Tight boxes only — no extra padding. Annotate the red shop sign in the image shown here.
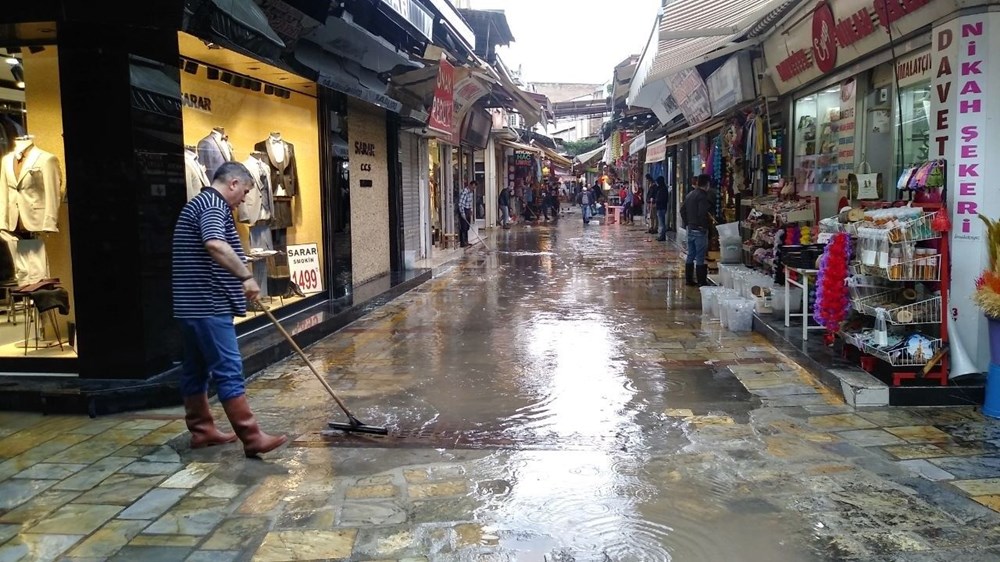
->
[811,1,837,74]
[775,0,933,82]
[427,56,455,136]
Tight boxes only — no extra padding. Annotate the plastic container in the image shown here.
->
[770,286,803,316]
[720,237,742,264]
[727,299,755,332]
[700,286,722,316]
[716,222,740,239]
[719,297,744,327]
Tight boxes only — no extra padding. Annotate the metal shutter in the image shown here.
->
[400,133,420,254]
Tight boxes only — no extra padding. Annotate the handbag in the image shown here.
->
[849,161,882,200]
[897,166,917,191]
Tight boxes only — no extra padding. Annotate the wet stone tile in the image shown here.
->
[52,457,133,492]
[275,507,336,530]
[185,551,241,562]
[808,414,879,432]
[143,497,229,535]
[407,480,468,499]
[73,474,165,505]
[346,484,398,499]
[0,523,17,544]
[339,500,408,526]
[929,455,1000,479]
[0,533,82,562]
[12,463,88,480]
[972,495,1000,511]
[352,528,418,559]
[253,529,357,561]
[885,425,953,443]
[119,461,185,476]
[160,462,217,489]
[897,459,955,481]
[882,444,950,460]
[950,478,1000,496]
[0,477,56,510]
[65,519,149,558]
[130,534,201,547]
[108,545,193,562]
[190,477,243,500]
[140,447,182,464]
[201,516,270,550]
[26,503,121,534]
[837,429,908,447]
[118,488,189,520]
[0,489,80,525]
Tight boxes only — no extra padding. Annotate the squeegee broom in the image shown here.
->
[257,303,389,435]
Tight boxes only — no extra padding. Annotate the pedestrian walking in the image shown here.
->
[458,180,475,247]
[172,162,287,458]
[580,187,593,224]
[680,174,714,287]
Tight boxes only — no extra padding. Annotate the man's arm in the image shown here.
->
[205,239,260,301]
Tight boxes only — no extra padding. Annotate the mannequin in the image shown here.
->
[253,132,298,201]
[240,151,275,298]
[197,126,235,180]
[184,145,210,201]
[0,135,61,285]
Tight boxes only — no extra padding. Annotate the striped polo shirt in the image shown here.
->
[172,189,247,318]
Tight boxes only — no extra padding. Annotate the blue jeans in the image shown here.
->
[582,203,592,223]
[657,208,668,238]
[686,229,709,266]
[178,315,245,401]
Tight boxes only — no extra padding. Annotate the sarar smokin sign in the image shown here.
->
[775,0,934,82]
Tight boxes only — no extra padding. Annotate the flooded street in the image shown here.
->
[2,213,1000,561]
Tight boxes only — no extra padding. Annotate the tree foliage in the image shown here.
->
[561,138,601,157]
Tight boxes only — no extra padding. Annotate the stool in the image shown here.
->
[20,287,69,354]
[442,233,459,249]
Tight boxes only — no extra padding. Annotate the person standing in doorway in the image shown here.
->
[680,174,714,286]
[645,174,658,234]
[458,180,475,247]
[655,176,670,241]
[498,183,512,229]
[172,162,287,458]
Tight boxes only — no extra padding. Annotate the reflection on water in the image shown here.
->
[297,222,825,560]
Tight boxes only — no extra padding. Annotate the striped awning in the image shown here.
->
[628,0,792,109]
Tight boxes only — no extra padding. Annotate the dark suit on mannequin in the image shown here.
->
[253,137,298,198]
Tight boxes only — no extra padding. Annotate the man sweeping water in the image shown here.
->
[172,162,287,458]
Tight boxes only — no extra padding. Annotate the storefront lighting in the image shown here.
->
[4,57,17,65]
[10,64,24,89]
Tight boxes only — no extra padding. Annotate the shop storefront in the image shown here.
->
[0,3,421,412]
[740,0,998,404]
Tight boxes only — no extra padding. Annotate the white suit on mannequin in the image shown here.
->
[0,139,63,233]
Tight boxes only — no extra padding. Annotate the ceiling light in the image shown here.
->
[4,57,17,65]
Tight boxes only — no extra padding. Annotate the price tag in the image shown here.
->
[286,243,323,295]
[816,233,834,244]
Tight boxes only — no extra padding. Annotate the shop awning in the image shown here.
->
[535,144,573,169]
[645,136,666,162]
[628,131,647,156]
[627,0,789,108]
[664,116,728,147]
[295,40,403,113]
[184,0,286,62]
[499,140,542,155]
[574,143,606,167]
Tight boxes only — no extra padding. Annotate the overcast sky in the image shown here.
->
[468,0,661,85]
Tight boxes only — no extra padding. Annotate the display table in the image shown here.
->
[785,266,824,341]
[606,205,622,225]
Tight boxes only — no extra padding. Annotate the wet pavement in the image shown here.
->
[3,210,1000,561]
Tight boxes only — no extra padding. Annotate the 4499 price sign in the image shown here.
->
[287,243,323,295]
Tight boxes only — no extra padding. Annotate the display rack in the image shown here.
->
[839,199,950,386]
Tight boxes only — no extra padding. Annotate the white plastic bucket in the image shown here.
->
[716,222,740,239]
[727,299,755,332]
